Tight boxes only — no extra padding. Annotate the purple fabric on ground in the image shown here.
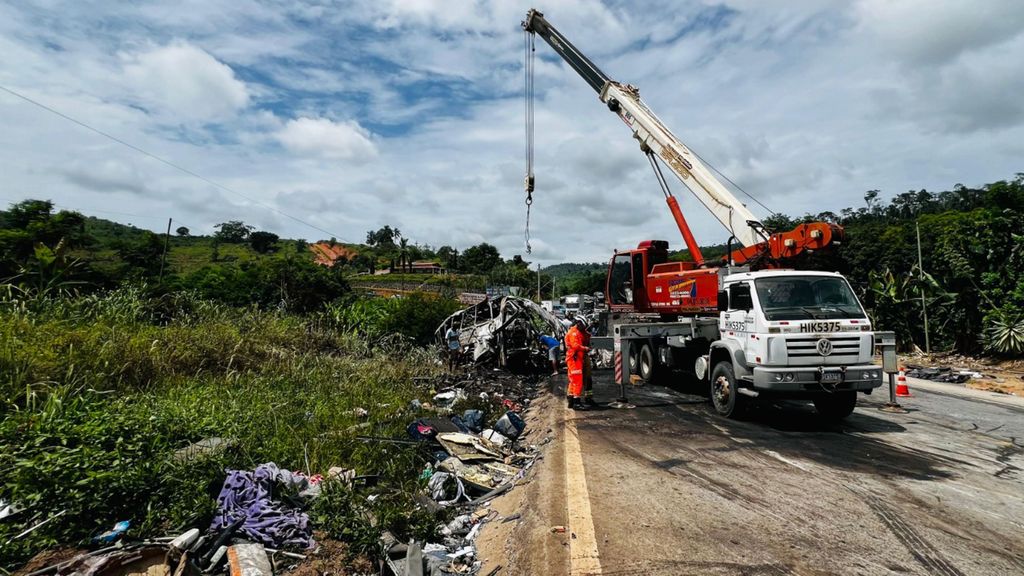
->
[209,462,315,549]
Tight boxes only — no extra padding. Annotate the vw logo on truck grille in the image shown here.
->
[816,338,833,356]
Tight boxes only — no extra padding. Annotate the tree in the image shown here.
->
[249,231,279,254]
[762,213,796,232]
[118,231,164,277]
[0,200,87,278]
[488,262,535,290]
[349,253,376,274]
[562,270,606,296]
[177,256,351,313]
[1,199,86,248]
[214,221,254,243]
[398,236,410,272]
[366,225,399,248]
[176,226,190,237]
[4,199,54,229]
[437,245,458,270]
[460,243,501,274]
[510,254,529,269]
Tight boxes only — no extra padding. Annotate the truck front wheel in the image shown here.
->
[813,391,857,420]
[710,362,747,419]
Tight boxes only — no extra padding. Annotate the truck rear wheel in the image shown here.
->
[813,392,857,420]
[710,362,747,419]
[638,344,658,383]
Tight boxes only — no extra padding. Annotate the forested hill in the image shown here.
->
[543,175,1024,356]
[799,175,1024,355]
[2,174,1022,355]
[0,201,549,309]
[541,262,605,278]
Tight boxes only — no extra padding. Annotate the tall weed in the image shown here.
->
[0,289,448,570]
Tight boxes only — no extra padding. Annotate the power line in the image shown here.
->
[0,84,350,242]
[688,146,777,217]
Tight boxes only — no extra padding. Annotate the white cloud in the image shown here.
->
[853,0,1024,66]
[1,0,1023,266]
[63,158,150,196]
[122,41,250,122]
[275,117,378,161]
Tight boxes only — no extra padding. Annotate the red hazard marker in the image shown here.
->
[895,366,911,397]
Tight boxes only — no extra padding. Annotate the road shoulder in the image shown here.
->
[905,376,1024,409]
[476,389,570,576]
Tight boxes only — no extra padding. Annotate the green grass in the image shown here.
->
[349,273,487,291]
[167,239,311,274]
[0,288,452,570]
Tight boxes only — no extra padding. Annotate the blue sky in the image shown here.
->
[1,0,1023,264]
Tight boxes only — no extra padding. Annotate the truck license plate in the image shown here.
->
[821,371,843,382]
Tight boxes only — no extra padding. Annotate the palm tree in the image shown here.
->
[398,237,410,273]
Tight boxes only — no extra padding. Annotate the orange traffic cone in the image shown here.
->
[895,366,911,397]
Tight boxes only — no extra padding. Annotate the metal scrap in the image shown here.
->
[435,433,503,462]
[905,365,973,384]
[435,296,566,370]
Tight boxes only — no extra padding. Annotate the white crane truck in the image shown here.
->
[522,9,883,419]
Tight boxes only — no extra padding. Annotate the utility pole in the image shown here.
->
[916,220,930,353]
[536,263,541,301]
[158,217,172,283]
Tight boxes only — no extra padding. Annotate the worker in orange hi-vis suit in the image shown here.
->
[564,317,589,410]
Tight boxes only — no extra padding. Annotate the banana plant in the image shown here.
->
[4,239,86,299]
[867,266,957,351]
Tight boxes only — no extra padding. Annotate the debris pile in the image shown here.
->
[12,366,548,576]
[905,365,980,384]
[381,370,544,575]
[435,296,566,371]
[11,464,320,576]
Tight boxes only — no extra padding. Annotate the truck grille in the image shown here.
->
[786,336,861,358]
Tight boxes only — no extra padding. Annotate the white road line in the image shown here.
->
[564,411,603,575]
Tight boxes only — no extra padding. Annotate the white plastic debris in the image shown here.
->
[433,390,467,406]
[480,429,510,447]
[441,514,473,536]
[447,546,475,560]
[0,499,23,520]
[170,528,200,552]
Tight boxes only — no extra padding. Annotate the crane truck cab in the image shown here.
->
[709,270,883,419]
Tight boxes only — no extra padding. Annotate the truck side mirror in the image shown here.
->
[717,290,728,312]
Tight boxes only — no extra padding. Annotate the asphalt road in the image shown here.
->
[565,371,1024,575]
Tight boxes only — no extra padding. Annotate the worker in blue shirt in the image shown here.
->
[539,334,560,375]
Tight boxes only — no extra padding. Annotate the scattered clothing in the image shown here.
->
[210,463,315,550]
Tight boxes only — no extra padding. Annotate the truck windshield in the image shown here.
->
[754,276,866,321]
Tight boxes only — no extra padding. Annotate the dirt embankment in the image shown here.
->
[901,352,1024,396]
[476,389,569,576]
